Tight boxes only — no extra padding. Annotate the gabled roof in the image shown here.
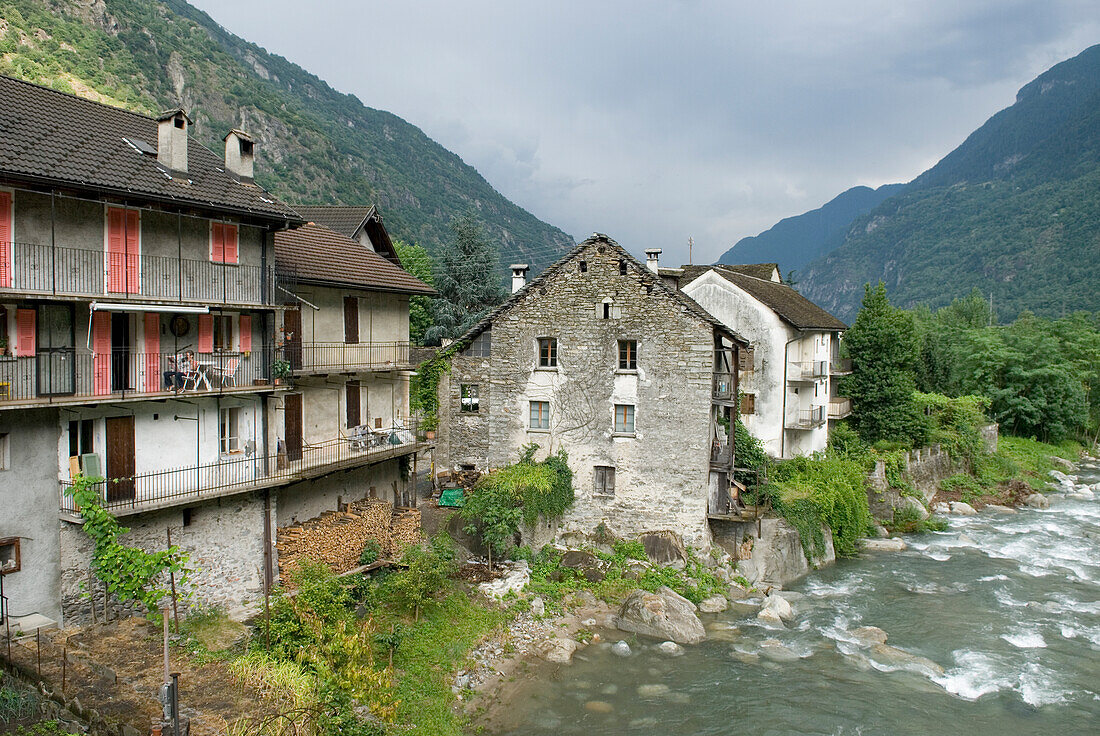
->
[0,75,300,223]
[453,234,748,349]
[292,205,401,265]
[682,265,847,331]
[274,222,435,296]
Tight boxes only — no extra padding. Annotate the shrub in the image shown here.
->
[768,455,874,558]
[358,539,382,566]
[383,534,457,621]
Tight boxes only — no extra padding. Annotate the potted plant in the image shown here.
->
[272,359,292,385]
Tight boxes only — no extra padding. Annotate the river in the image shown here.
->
[496,462,1100,735]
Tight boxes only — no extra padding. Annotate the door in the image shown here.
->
[105,415,136,502]
[36,303,75,396]
[111,313,130,392]
[346,380,360,428]
[283,307,302,370]
[343,296,359,344]
[284,392,303,462]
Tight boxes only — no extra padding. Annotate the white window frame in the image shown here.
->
[219,407,241,455]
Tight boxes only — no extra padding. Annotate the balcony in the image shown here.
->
[788,360,828,382]
[0,242,275,307]
[59,419,426,517]
[786,405,825,429]
[283,341,412,374]
[828,397,852,420]
[830,358,852,375]
[0,348,278,409]
[712,371,734,401]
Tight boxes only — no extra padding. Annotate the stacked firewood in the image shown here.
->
[437,469,482,491]
[389,507,422,557]
[276,498,396,578]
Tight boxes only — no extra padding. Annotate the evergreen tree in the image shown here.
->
[843,282,926,445]
[423,215,507,346]
[394,240,434,345]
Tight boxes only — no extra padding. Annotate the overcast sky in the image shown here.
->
[189,0,1100,265]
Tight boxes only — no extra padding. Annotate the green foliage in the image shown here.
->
[885,506,948,534]
[940,473,984,502]
[843,283,926,446]
[358,539,382,567]
[423,215,508,345]
[409,354,450,432]
[767,455,874,558]
[394,240,435,345]
[63,474,190,618]
[10,723,82,736]
[382,534,457,621]
[733,411,768,472]
[915,392,991,467]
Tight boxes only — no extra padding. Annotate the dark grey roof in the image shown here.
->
[452,234,749,350]
[682,265,847,331]
[292,204,401,265]
[0,75,300,222]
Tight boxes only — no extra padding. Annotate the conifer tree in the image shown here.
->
[423,215,506,345]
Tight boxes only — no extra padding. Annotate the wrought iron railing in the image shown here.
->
[0,348,276,405]
[59,419,424,514]
[786,405,826,429]
[284,341,411,373]
[788,360,828,381]
[830,358,852,375]
[0,241,275,306]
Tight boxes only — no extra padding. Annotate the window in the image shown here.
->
[529,400,550,430]
[346,380,361,427]
[740,393,756,415]
[614,404,635,434]
[210,222,239,264]
[220,407,240,454]
[594,466,615,496]
[213,315,234,351]
[619,259,627,275]
[465,330,491,357]
[68,419,94,460]
[618,340,637,370]
[538,337,558,368]
[0,432,8,470]
[460,384,480,412]
[603,302,611,319]
[579,260,588,273]
[0,537,19,574]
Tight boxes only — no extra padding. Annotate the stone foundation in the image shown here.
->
[711,517,834,587]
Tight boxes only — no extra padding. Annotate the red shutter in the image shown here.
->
[0,190,12,288]
[238,314,252,352]
[106,207,125,293]
[15,308,35,356]
[211,222,224,263]
[144,312,160,393]
[124,209,140,293]
[197,313,214,353]
[92,312,111,395]
[223,224,238,264]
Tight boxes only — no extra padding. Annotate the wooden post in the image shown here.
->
[35,627,41,676]
[166,528,180,634]
[62,643,67,692]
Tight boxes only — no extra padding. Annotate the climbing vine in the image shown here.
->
[65,474,191,617]
[410,354,451,431]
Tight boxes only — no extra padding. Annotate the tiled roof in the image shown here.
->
[292,205,377,238]
[275,222,435,295]
[0,75,300,222]
[719,263,780,281]
[682,265,847,331]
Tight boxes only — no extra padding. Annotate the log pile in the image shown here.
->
[437,469,482,491]
[389,508,422,557]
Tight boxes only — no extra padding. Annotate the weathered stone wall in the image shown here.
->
[867,442,961,520]
[711,517,835,587]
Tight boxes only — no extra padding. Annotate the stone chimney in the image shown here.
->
[511,264,530,293]
[223,129,256,182]
[645,248,662,273]
[156,108,192,174]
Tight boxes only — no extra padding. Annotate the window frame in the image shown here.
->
[460,384,480,413]
[219,407,241,455]
[0,432,9,471]
[613,404,635,435]
[0,536,20,575]
[594,466,616,496]
[529,400,550,431]
[213,314,235,352]
[618,339,638,370]
[537,337,558,368]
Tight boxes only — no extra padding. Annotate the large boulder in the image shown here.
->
[614,589,706,644]
[948,501,977,516]
[640,531,689,568]
[1025,494,1050,509]
[698,595,729,614]
[537,637,578,664]
[899,496,929,520]
[863,537,907,552]
[560,550,606,582]
[760,594,794,621]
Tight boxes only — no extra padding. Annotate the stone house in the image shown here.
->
[434,234,749,547]
[668,261,849,458]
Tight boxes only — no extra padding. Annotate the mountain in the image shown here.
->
[797,44,1100,321]
[0,0,574,276]
[717,183,905,274]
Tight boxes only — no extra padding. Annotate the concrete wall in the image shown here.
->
[290,286,409,346]
[0,408,62,622]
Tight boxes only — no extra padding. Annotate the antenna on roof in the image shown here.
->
[688,236,694,266]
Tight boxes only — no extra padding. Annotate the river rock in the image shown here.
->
[640,531,689,568]
[698,595,729,613]
[1025,494,1050,509]
[537,637,579,664]
[900,496,930,520]
[657,641,685,656]
[1049,457,1076,472]
[873,524,890,538]
[761,594,794,621]
[614,589,706,644]
[756,607,785,626]
[931,502,950,515]
[706,622,742,642]
[869,643,945,676]
[758,639,800,662]
[948,501,977,516]
[727,584,751,601]
[850,626,888,646]
[478,561,530,599]
[584,700,614,714]
[657,585,698,612]
[986,504,1017,514]
[611,640,632,657]
[560,550,607,582]
[1069,487,1095,500]
[530,596,545,616]
[863,537,907,552]
[637,683,670,697]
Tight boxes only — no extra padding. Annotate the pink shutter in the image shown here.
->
[92,312,111,395]
[238,314,252,352]
[106,207,125,293]
[124,209,140,293]
[198,313,214,353]
[211,222,224,263]
[0,191,12,288]
[223,224,238,264]
[15,308,35,357]
[144,312,160,393]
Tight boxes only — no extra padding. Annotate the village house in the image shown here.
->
[434,234,749,547]
[663,260,849,458]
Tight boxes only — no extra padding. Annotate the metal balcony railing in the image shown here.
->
[828,397,852,419]
[786,405,826,429]
[830,358,853,375]
[59,419,424,514]
[0,242,275,306]
[283,341,412,373]
[0,348,277,406]
[788,360,828,382]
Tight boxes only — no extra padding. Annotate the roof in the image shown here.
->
[682,265,847,331]
[292,204,401,265]
[453,234,749,349]
[274,222,435,296]
[0,75,300,222]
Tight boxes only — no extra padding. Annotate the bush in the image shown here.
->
[358,539,382,566]
[768,455,874,558]
[885,506,948,534]
[383,534,457,621]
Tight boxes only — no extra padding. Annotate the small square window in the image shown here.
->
[614,404,635,434]
[220,407,240,454]
[618,340,637,370]
[529,400,550,430]
[538,338,558,368]
[0,537,20,574]
[0,432,10,470]
[594,466,615,496]
[619,260,628,275]
[460,384,480,412]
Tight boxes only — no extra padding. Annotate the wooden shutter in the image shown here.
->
[197,313,214,353]
[343,296,359,344]
[92,311,111,395]
[15,308,35,356]
[238,314,252,352]
[284,392,303,462]
[106,207,125,293]
[346,380,360,428]
[211,222,224,262]
[740,393,756,415]
[223,224,238,264]
[143,313,160,393]
[0,190,11,288]
[124,209,140,293]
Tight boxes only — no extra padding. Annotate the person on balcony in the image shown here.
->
[164,350,195,393]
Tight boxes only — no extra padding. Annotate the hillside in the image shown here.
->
[717,183,905,274]
[796,44,1100,321]
[0,0,574,275]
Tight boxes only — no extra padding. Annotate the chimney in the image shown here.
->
[511,264,529,293]
[223,129,256,182]
[156,108,192,174]
[645,248,662,273]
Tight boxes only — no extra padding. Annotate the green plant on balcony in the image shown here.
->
[272,359,292,379]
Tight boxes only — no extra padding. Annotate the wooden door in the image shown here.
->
[283,307,302,370]
[105,415,136,502]
[343,296,359,344]
[284,392,303,462]
[346,380,360,428]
